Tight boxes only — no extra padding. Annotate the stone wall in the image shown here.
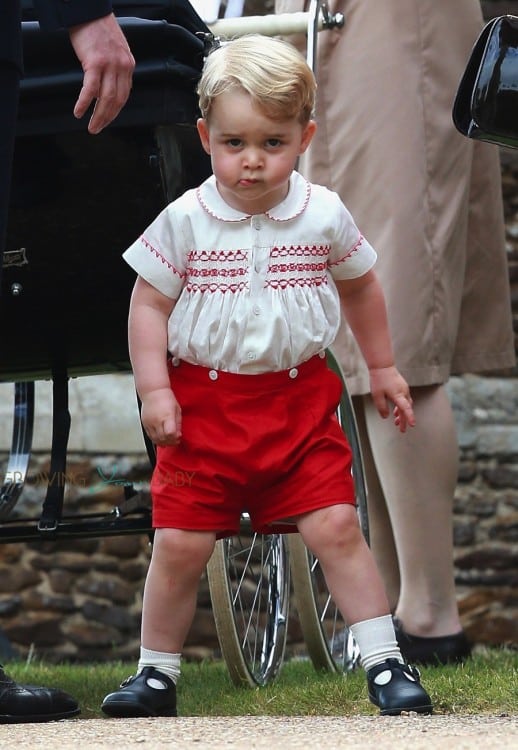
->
[444,0,518,650]
[0,0,517,664]
[1,362,517,663]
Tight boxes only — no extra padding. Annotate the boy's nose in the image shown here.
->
[244,148,263,168]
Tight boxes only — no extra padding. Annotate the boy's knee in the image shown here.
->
[298,504,361,552]
[154,528,215,569]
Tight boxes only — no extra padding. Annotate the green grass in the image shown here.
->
[6,648,517,719]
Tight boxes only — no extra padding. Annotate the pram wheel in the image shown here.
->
[207,519,290,687]
[288,350,368,673]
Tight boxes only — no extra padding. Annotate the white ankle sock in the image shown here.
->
[350,615,404,672]
[137,647,181,685]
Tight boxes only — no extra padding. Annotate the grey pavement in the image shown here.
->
[1,714,517,749]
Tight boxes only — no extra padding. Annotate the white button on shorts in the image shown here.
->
[289,368,298,379]
[209,370,218,381]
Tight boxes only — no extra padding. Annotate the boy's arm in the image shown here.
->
[335,270,415,432]
[128,276,182,446]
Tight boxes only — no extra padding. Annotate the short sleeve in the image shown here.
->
[326,193,377,280]
[122,204,188,300]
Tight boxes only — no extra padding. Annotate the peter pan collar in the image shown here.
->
[196,171,311,222]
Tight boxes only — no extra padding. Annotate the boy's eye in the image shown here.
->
[227,138,242,148]
[266,138,282,148]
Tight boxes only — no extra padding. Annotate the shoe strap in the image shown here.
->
[121,666,175,690]
[368,659,421,681]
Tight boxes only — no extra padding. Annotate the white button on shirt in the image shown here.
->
[123,171,377,374]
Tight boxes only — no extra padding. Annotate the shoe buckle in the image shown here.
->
[119,674,136,688]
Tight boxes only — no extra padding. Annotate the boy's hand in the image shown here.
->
[369,366,415,433]
[140,388,182,446]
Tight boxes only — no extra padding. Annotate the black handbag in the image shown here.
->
[452,14,518,149]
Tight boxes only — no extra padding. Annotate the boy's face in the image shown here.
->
[197,88,316,215]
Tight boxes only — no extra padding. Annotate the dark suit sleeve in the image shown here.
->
[32,0,113,30]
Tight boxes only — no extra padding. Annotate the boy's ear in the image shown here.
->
[197,118,211,154]
[300,120,317,154]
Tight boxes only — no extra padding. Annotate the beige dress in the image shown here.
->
[276,0,516,394]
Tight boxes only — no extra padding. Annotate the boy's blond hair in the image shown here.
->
[197,34,316,124]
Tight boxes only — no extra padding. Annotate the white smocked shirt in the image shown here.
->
[123,171,377,374]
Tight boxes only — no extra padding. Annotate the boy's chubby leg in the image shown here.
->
[296,504,389,624]
[295,505,433,715]
[102,529,216,718]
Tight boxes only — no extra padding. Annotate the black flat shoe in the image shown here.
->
[101,667,177,718]
[0,666,80,724]
[393,618,472,666]
[367,658,433,716]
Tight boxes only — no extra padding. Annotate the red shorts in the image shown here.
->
[151,354,355,537]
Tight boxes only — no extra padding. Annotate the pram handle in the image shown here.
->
[208,12,322,37]
[207,3,344,73]
[209,9,345,36]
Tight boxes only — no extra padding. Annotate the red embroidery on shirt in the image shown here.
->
[186,249,249,289]
[196,178,312,222]
[271,245,329,258]
[181,243,332,293]
[268,262,327,274]
[140,237,185,278]
[265,245,329,288]
[329,234,365,267]
[189,267,248,279]
[186,281,248,293]
[266,278,328,289]
[265,179,311,221]
[188,249,248,263]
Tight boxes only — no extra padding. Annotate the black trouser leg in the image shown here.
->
[0,63,21,284]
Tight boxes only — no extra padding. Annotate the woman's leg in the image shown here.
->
[360,384,462,636]
[352,399,401,610]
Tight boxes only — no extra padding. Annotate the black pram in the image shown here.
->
[0,1,212,539]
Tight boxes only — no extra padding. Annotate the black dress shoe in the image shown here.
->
[0,666,80,724]
[367,658,433,716]
[393,618,472,666]
[101,667,177,718]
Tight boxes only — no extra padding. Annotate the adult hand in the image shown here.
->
[68,13,135,134]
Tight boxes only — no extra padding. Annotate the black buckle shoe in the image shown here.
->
[101,667,177,718]
[367,658,433,716]
[0,666,80,724]
[393,617,472,666]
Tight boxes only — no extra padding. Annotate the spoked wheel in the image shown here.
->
[288,348,368,673]
[207,516,290,687]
